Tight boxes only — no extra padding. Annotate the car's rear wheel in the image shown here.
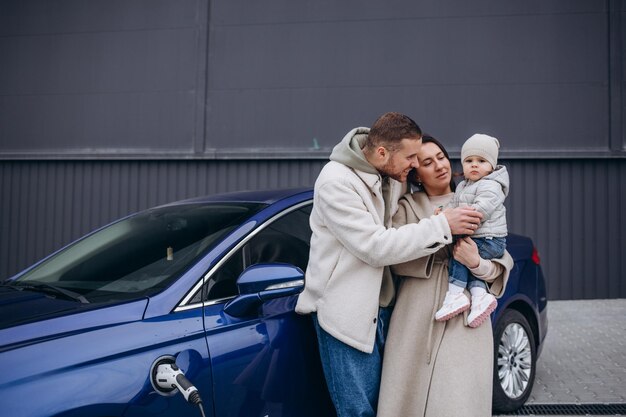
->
[492,309,536,413]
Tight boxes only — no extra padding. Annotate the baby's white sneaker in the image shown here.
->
[467,293,498,328]
[435,292,470,322]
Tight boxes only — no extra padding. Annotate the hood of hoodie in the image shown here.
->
[329,127,379,175]
[484,165,510,197]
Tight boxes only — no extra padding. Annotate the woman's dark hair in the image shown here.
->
[409,134,458,192]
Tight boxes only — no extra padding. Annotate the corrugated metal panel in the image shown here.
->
[506,159,626,300]
[1,159,624,300]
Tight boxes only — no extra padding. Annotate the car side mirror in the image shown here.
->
[223,263,304,317]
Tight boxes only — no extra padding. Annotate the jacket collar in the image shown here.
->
[353,169,384,191]
[404,191,434,220]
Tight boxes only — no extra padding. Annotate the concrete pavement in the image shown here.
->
[495,299,626,416]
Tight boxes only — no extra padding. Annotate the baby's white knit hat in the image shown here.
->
[461,133,500,169]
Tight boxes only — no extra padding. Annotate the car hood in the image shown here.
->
[0,286,86,328]
[0,286,148,350]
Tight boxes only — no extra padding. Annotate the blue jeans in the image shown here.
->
[312,306,391,417]
[449,237,506,290]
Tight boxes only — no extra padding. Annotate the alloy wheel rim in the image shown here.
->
[497,322,532,399]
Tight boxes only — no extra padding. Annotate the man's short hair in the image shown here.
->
[366,112,422,151]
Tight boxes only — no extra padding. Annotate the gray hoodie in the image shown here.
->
[329,127,378,174]
[329,127,395,225]
[449,165,509,238]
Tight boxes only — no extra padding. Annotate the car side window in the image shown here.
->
[202,204,312,302]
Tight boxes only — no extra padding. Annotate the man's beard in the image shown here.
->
[379,160,407,182]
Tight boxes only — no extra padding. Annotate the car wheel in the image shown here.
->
[492,309,536,413]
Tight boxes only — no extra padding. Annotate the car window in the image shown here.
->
[14,203,266,304]
[201,204,312,302]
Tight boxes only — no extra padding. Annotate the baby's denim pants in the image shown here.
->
[449,236,507,289]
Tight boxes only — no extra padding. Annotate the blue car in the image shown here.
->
[0,188,547,416]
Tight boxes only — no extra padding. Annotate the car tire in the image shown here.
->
[492,308,537,413]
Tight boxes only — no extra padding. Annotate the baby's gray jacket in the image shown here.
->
[450,165,509,238]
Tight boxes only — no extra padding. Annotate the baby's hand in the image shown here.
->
[434,206,443,215]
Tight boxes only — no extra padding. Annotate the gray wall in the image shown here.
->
[0,0,625,299]
[0,0,208,157]
[1,0,621,159]
[206,0,616,157]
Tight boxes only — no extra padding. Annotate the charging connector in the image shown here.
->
[150,356,206,416]
[155,362,202,404]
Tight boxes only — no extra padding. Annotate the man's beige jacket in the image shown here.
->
[295,127,453,353]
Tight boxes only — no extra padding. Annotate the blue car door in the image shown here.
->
[201,204,334,417]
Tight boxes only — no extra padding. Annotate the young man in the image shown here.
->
[295,112,483,416]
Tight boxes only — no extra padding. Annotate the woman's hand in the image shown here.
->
[453,237,481,269]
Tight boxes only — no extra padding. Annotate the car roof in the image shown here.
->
[166,187,313,206]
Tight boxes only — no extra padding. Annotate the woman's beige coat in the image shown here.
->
[378,191,513,417]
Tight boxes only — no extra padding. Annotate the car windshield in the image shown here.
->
[11,202,266,303]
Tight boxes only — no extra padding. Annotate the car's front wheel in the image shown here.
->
[492,309,536,413]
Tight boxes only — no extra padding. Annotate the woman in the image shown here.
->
[377,135,513,417]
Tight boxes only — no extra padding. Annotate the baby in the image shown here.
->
[435,133,509,328]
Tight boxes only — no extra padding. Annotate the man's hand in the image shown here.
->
[442,207,483,236]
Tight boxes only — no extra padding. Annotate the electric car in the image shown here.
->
[0,188,547,416]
